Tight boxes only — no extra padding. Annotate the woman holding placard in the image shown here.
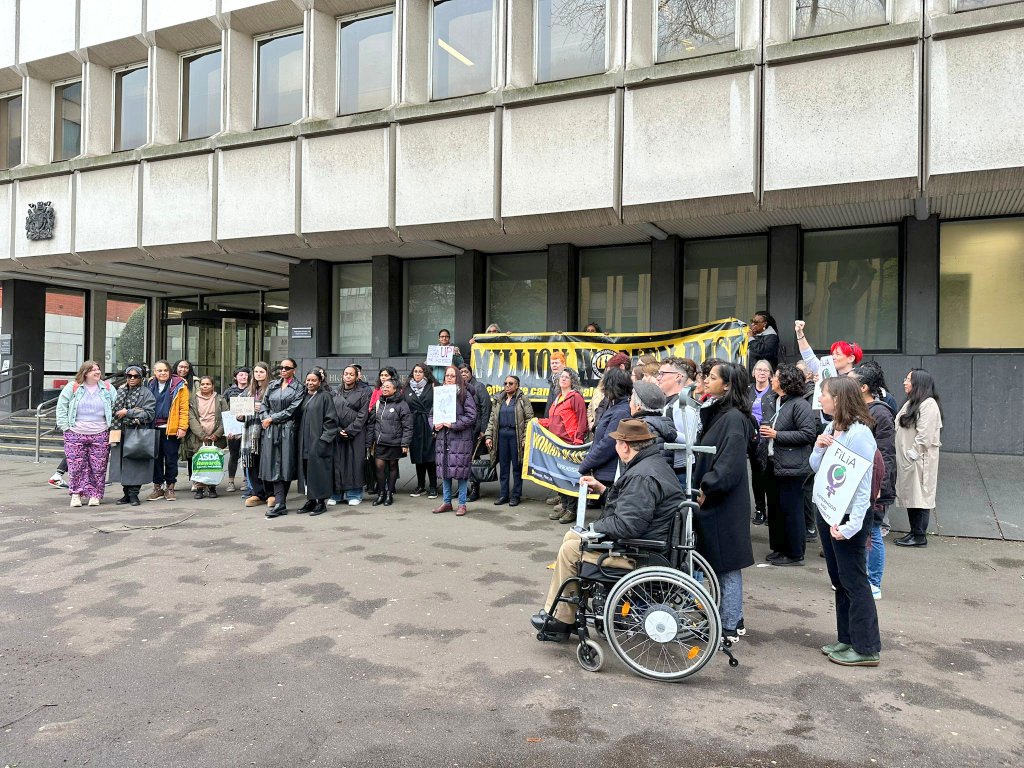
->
[429,365,477,516]
[811,376,881,667]
[894,369,943,548]
[222,367,250,493]
[241,363,271,508]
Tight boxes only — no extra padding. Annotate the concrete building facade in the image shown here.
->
[1,0,1023,536]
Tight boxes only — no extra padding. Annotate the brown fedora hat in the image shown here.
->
[608,418,656,442]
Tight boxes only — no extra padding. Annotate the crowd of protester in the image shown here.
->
[51,317,942,669]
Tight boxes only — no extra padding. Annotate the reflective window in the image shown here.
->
[794,0,889,38]
[1,94,21,169]
[657,0,736,61]
[339,12,394,114]
[256,31,304,129]
[954,0,1019,9]
[802,226,900,351]
[53,81,82,161]
[940,218,1024,349]
[263,290,290,365]
[404,258,456,353]
[114,66,148,151]
[683,236,767,328]
[487,253,548,332]
[432,0,494,100]
[536,0,607,83]
[182,49,222,140]
[333,263,373,354]
[106,295,148,373]
[579,246,651,332]
[45,289,87,387]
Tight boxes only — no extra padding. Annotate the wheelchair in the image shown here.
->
[535,501,738,681]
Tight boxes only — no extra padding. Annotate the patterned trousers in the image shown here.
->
[64,430,109,499]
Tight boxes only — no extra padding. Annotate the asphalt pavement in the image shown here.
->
[1,455,1022,768]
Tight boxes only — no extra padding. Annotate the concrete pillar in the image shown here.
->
[650,235,681,330]
[149,45,180,145]
[767,224,801,359]
[401,0,430,104]
[88,290,107,372]
[288,260,332,359]
[454,249,485,350]
[21,75,52,165]
[81,61,113,156]
[506,0,535,88]
[223,26,255,133]
[903,214,938,357]
[307,8,337,121]
[0,279,45,409]
[546,243,578,333]
[371,254,402,358]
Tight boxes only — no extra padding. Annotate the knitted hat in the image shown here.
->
[632,380,666,411]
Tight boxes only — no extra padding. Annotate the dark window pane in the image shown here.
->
[579,246,651,332]
[257,32,304,129]
[432,0,493,100]
[683,236,767,328]
[54,81,82,161]
[487,253,548,332]
[801,226,900,351]
[182,50,222,140]
[536,0,606,83]
[339,13,393,114]
[1,94,21,169]
[115,66,148,151]
[333,263,373,354]
[404,259,455,353]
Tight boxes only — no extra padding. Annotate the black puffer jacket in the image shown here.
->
[373,392,413,448]
[868,398,897,508]
[592,444,685,542]
[761,395,817,477]
[635,408,677,453]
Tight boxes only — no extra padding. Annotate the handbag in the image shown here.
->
[122,427,158,460]
[470,436,497,484]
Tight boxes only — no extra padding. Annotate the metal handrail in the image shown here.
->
[0,363,34,410]
[33,373,127,463]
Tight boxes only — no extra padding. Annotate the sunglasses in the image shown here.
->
[125,374,142,379]
[279,365,295,371]
[504,381,517,386]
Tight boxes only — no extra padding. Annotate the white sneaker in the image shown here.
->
[48,472,68,488]
[347,498,362,506]
[88,497,100,507]
[871,585,882,600]
[326,498,338,506]
[70,494,83,508]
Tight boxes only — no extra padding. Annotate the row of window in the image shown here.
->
[333,218,1024,355]
[3,0,1014,169]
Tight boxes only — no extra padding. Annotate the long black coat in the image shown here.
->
[466,377,491,455]
[404,383,436,464]
[332,382,371,493]
[259,377,305,482]
[693,401,755,574]
[297,389,339,499]
[108,384,157,487]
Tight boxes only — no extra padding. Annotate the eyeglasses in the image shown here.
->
[655,370,679,378]
[504,381,517,386]
[125,374,141,379]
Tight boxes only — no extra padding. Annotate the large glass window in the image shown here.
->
[44,289,87,388]
[333,263,373,354]
[536,0,607,83]
[940,218,1024,350]
[105,295,148,373]
[794,0,889,38]
[657,0,736,62]
[338,12,394,115]
[802,226,899,351]
[432,0,494,100]
[487,253,548,332]
[182,49,222,140]
[404,258,455,353]
[53,80,82,161]
[263,290,290,366]
[579,246,651,332]
[114,65,148,151]
[256,30,304,129]
[683,236,767,328]
[953,0,1018,9]
[1,93,21,169]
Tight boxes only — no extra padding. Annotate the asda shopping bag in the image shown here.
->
[191,445,226,486]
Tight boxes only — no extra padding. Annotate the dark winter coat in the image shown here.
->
[108,383,157,487]
[578,397,631,483]
[635,408,677,453]
[747,329,780,372]
[484,389,533,465]
[259,377,305,482]
[404,382,436,464]
[868,398,897,511]
[592,444,685,542]
[373,392,413,447]
[297,389,339,500]
[466,376,492,454]
[692,401,755,574]
[332,382,371,493]
[760,394,817,477]
[429,389,477,480]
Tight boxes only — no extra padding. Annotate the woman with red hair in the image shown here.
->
[794,320,863,378]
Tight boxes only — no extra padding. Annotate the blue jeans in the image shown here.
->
[866,524,885,589]
[344,489,364,501]
[442,478,468,505]
[718,570,743,632]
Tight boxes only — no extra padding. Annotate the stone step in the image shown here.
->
[0,442,65,458]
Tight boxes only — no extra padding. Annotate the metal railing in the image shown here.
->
[32,373,126,463]
[0,363,34,411]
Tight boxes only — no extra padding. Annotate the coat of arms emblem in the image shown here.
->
[26,201,56,241]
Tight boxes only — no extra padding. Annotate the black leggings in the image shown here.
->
[377,459,400,494]
[227,438,240,479]
[415,462,437,490]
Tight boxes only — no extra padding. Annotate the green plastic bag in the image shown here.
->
[191,445,226,486]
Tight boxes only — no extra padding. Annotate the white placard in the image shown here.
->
[426,345,455,367]
[230,396,255,416]
[812,440,873,527]
[222,413,244,437]
[433,385,457,424]
[811,355,836,411]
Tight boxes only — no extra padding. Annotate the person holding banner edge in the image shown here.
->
[811,376,881,667]
[539,368,588,520]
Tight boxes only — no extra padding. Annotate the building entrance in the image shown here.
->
[177,311,260,389]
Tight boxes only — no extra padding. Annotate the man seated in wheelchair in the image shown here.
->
[531,419,684,639]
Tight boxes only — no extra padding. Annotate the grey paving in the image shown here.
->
[1,456,1023,767]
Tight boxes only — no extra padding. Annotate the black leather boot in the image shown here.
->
[383,489,394,506]
[371,492,386,507]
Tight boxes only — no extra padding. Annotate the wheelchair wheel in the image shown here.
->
[686,551,720,607]
[603,567,721,682]
[576,639,604,672]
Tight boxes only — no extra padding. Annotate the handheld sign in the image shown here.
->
[230,396,255,417]
[222,414,244,437]
[812,441,873,526]
[433,385,457,424]
[426,345,455,367]
[812,355,836,411]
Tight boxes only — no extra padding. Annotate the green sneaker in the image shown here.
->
[828,647,880,667]
[821,641,852,656]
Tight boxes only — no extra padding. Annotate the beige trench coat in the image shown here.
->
[894,397,942,509]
